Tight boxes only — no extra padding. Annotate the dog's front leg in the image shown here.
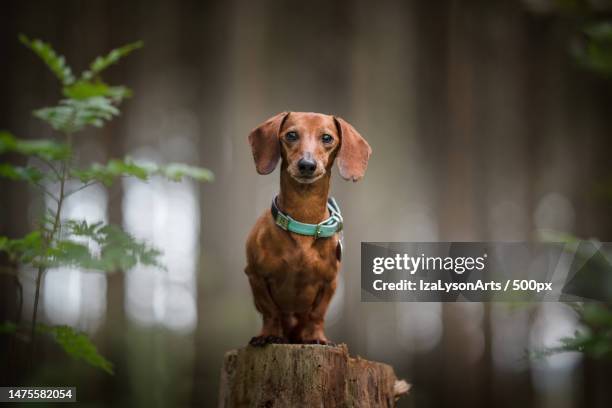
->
[246,272,286,346]
[294,278,337,345]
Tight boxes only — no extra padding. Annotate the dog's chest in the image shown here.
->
[262,236,339,283]
[290,244,335,276]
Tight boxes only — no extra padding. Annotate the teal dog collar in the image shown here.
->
[271,196,343,239]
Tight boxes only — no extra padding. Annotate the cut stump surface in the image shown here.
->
[218,344,410,408]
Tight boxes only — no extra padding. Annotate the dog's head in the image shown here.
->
[248,112,371,183]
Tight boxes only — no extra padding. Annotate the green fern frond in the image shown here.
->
[19,34,75,85]
[71,157,214,186]
[0,131,70,161]
[34,97,120,133]
[46,220,164,272]
[38,324,114,374]
[82,41,144,80]
[0,163,45,183]
[0,231,44,264]
[63,80,132,102]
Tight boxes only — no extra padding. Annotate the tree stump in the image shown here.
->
[218,344,410,407]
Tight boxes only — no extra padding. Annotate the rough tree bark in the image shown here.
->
[218,344,410,408]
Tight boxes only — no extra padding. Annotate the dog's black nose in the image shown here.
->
[298,158,317,175]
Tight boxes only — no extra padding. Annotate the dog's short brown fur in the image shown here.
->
[245,112,371,345]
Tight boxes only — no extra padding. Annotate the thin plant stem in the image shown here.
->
[29,132,72,368]
[30,165,65,354]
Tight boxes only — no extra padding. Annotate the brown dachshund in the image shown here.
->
[245,112,371,346]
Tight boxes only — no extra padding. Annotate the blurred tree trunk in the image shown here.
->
[0,0,58,385]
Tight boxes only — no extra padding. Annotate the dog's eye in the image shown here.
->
[285,131,298,142]
[321,134,333,144]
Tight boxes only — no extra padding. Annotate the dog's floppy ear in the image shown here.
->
[334,116,372,182]
[248,112,289,174]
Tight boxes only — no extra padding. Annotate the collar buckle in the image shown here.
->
[314,224,322,239]
[275,213,289,230]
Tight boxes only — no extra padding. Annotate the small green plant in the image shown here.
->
[532,302,612,360]
[0,36,213,374]
[531,231,612,362]
[572,21,612,78]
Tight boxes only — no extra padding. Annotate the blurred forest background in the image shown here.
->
[2,0,612,407]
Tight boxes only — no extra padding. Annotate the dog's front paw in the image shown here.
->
[264,335,287,344]
[249,335,288,347]
[249,336,267,347]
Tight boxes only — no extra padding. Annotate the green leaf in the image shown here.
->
[95,224,163,270]
[104,86,132,102]
[71,157,214,186]
[34,96,120,133]
[19,35,75,85]
[160,163,215,182]
[572,22,612,77]
[82,41,143,80]
[536,229,581,244]
[39,324,113,374]
[534,330,612,360]
[0,231,44,264]
[62,80,132,102]
[67,220,104,237]
[0,163,44,183]
[581,303,612,328]
[0,321,18,334]
[47,240,99,269]
[71,158,149,186]
[46,221,163,272]
[0,131,70,161]
[584,22,612,42]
